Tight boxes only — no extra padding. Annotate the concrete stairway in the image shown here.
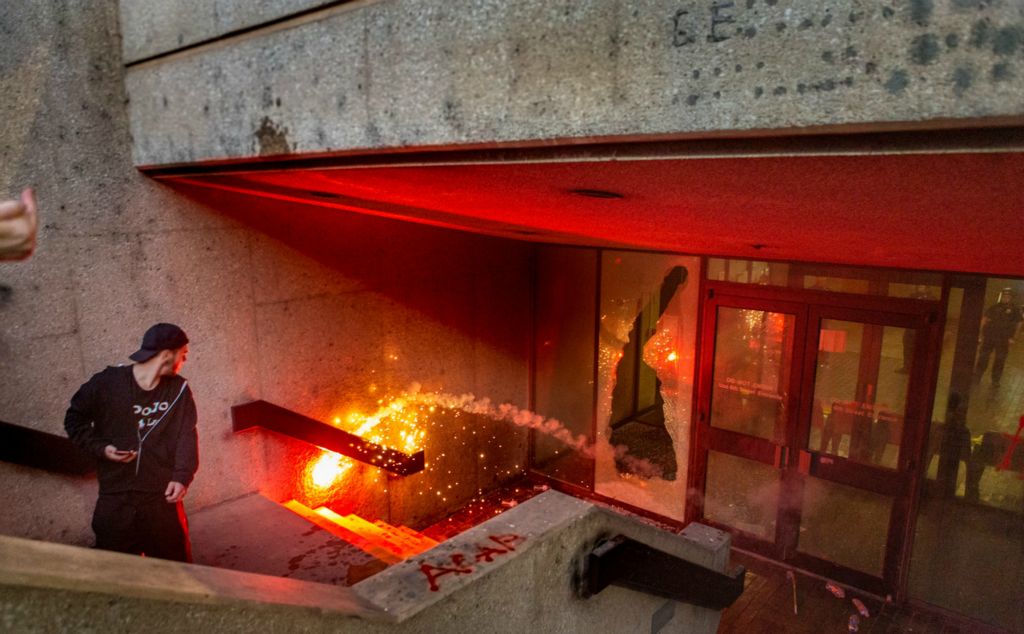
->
[282,500,439,564]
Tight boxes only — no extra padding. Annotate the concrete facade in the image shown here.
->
[0,0,531,546]
[123,0,1024,166]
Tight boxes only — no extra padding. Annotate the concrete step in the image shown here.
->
[396,525,440,551]
[339,514,434,560]
[281,500,437,563]
[281,500,401,564]
[373,521,439,555]
[371,521,421,552]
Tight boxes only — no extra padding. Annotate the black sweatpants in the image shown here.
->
[975,339,1010,384]
[92,491,191,562]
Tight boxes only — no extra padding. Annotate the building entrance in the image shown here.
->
[692,282,940,597]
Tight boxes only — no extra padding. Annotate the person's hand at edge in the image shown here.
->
[165,481,187,504]
[0,188,39,261]
[103,444,137,463]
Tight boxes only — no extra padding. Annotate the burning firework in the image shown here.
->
[292,382,679,523]
[329,384,592,458]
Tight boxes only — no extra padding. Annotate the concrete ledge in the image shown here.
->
[1,491,732,632]
[353,490,594,622]
[351,490,730,629]
[0,535,377,617]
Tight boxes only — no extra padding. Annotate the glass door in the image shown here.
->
[695,295,807,560]
[787,306,930,594]
[694,289,935,596]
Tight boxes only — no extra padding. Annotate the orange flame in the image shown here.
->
[308,450,353,490]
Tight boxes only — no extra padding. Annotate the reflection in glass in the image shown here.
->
[910,277,1023,632]
[595,252,700,521]
[809,320,909,469]
[532,247,596,487]
[706,259,783,286]
[705,451,780,539]
[709,308,793,442]
[803,275,869,294]
[707,257,942,299]
[974,285,1022,388]
[798,477,891,576]
[608,266,686,480]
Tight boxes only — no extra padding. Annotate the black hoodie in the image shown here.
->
[64,365,198,494]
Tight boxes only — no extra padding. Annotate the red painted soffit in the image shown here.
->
[168,152,1024,277]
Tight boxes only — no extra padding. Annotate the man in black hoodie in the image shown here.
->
[65,323,198,562]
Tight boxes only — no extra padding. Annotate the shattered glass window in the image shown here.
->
[594,251,701,521]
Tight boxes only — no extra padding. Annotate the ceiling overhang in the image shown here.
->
[155,130,1024,277]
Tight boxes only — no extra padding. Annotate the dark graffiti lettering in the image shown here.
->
[710,2,736,42]
[673,3,744,47]
[673,9,696,47]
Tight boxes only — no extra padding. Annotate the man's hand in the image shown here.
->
[103,444,137,463]
[165,481,187,504]
[0,188,38,261]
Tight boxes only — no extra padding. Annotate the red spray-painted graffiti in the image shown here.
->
[419,534,524,592]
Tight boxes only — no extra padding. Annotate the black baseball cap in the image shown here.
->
[129,323,189,362]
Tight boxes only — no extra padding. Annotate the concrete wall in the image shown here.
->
[0,0,531,546]
[123,0,1024,166]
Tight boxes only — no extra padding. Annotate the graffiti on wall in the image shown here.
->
[419,534,525,592]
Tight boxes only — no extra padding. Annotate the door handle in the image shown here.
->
[774,445,789,468]
[798,450,812,475]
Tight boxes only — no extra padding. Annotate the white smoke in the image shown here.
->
[399,383,594,456]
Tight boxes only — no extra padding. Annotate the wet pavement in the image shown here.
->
[718,550,1004,634]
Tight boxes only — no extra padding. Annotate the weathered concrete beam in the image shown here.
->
[119,0,340,64]
[124,0,1024,167]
